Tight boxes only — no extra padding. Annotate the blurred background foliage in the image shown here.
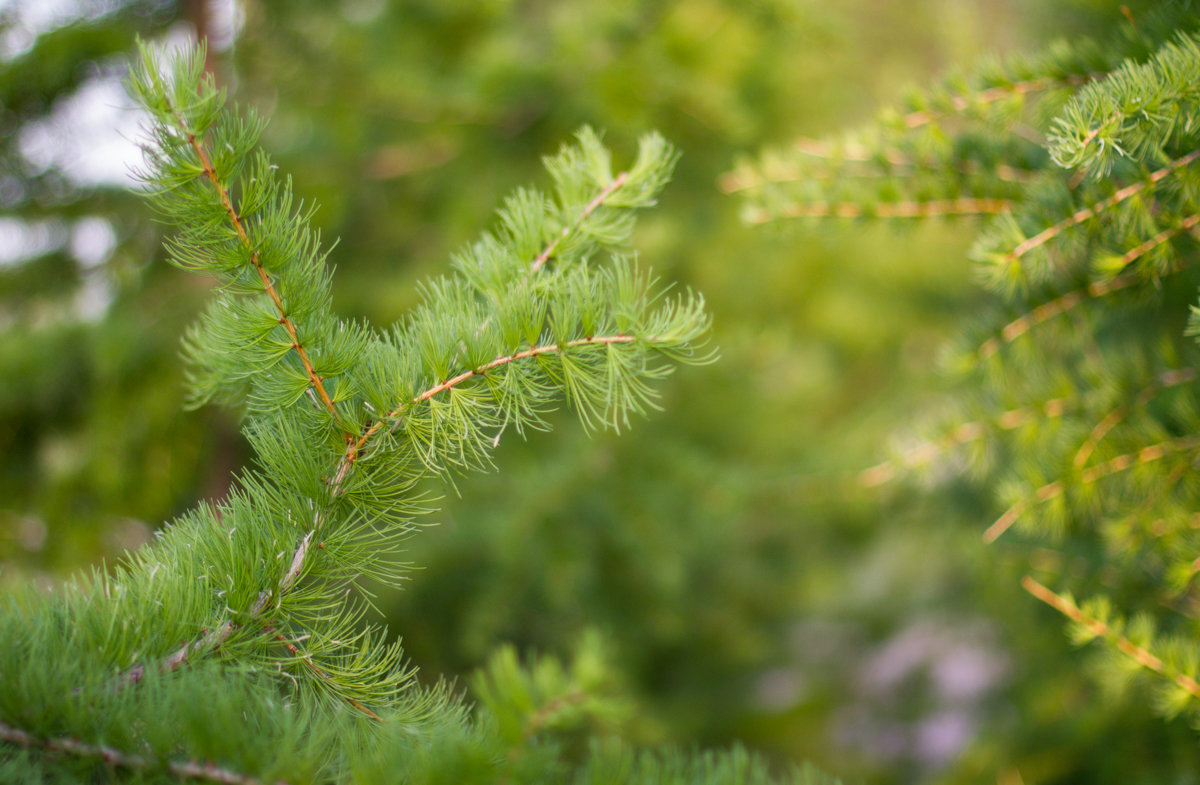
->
[2,0,1196,782]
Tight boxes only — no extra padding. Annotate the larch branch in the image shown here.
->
[1005,149,1200,261]
[1021,576,1200,700]
[333,334,636,490]
[532,171,630,272]
[984,434,1200,543]
[858,397,1068,488]
[745,198,1012,224]
[0,720,285,785]
[263,623,383,722]
[173,111,339,420]
[902,76,1091,128]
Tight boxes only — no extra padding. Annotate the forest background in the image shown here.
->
[1,0,1194,782]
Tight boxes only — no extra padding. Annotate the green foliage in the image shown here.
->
[9,2,1199,783]
[0,41,808,784]
[733,0,1200,738]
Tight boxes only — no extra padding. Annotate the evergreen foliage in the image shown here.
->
[729,1,1200,731]
[0,42,829,784]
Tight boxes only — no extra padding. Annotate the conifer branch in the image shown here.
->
[532,171,629,272]
[178,119,339,420]
[263,622,383,722]
[1003,149,1200,262]
[744,198,1012,224]
[1020,576,1200,701]
[0,720,282,785]
[977,212,1198,359]
[984,434,1200,543]
[858,397,1068,488]
[719,155,1034,193]
[1073,367,1198,468]
[334,334,637,489]
[902,76,1091,129]
[977,275,1138,359]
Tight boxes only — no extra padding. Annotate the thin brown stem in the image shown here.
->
[745,197,1012,224]
[1074,368,1197,468]
[1021,575,1200,699]
[532,171,629,272]
[903,77,1090,128]
[333,334,635,489]
[1005,150,1200,262]
[978,214,1198,360]
[0,720,284,785]
[263,623,383,722]
[858,397,1068,488]
[984,434,1200,542]
[178,122,338,419]
[719,150,1035,194]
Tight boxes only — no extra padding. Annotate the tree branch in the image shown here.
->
[1005,150,1200,262]
[984,433,1200,543]
[0,720,284,785]
[532,171,629,272]
[172,108,340,421]
[1021,575,1200,700]
[745,197,1012,224]
[902,75,1091,128]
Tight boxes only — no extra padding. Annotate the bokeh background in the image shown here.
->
[2,1,1196,782]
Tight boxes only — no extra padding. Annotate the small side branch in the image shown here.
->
[984,434,1200,543]
[334,334,636,489]
[745,198,1012,224]
[1073,368,1197,468]
[858,397,1068,488]
[532,171,629,272]
[171,108,339,420]
[1006,150,1200,262]
[0,720,283,785]
[263,623,383,722]
[1021,576,1200,700]
[903,76,1091,128]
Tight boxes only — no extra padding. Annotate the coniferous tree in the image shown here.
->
[0,42,847,785]
[728,2,1200,731]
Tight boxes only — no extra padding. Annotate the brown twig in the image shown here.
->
[977,212,1199,360]
[177,117,339,420]
[263,623,383,722]
[858,397,1068,488]
[715,154,1036,193]
[902,76,1090,129]
[984,434,1200,543]
[532,171,629,272]
[1021,575,1200,699]
[744,197,1012,224]
[0,720,285,785]
[1073,368,1197,468]
[1004,150,1200,262]
[333,335,635,489]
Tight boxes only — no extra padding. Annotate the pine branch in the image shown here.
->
[532,171,630,272]
[902,75,1092,129]
[857,396,1070,488]
[1003,149,1199,262]
[744,197,1012,224]
[0,721,283,785]
[1021,576,1200,700]
[984,434,1200,543]
[170,94,339,420]
[263,622,383,722]
[1073,367,1198,468]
